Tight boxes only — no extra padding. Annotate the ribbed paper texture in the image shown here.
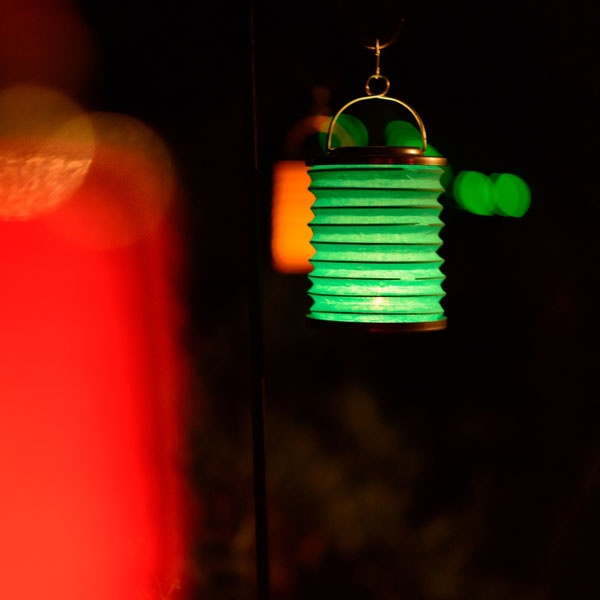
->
[307,164,446,325]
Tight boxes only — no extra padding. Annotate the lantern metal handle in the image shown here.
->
[326,95,428,154]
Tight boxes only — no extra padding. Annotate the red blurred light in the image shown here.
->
[0,132,193,599]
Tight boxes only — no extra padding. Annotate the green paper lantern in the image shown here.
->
[306,96,448,333]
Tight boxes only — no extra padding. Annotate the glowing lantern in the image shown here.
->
[270,87,332,275]
[271,159,314,273]
[307,94,448,332]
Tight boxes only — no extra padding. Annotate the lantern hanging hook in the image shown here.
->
[365,39,390,96]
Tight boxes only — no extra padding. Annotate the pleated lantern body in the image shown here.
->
[307,159,448,332]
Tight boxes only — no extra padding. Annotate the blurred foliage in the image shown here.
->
[189,372,551,600]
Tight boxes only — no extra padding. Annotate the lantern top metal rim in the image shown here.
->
[307,146,448,167]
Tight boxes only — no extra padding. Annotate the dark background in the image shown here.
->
[77,1,600,599]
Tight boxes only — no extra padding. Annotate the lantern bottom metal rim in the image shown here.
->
[306,316,447,334]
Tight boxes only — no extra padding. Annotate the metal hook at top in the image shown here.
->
[362,36,395,52]
[365,39,390,96]
[361,17,404,51]
[373,39,382,76]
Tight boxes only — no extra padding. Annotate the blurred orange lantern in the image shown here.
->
[270,87,332,274]
[271,158,315,273]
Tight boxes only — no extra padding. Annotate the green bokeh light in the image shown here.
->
[453,170,495,216]
[318,113,369,152]
[452,170,531,217]
[491,173,531,217]
[385,120,442,156]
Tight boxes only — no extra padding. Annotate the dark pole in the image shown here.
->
[247,2,270,599]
